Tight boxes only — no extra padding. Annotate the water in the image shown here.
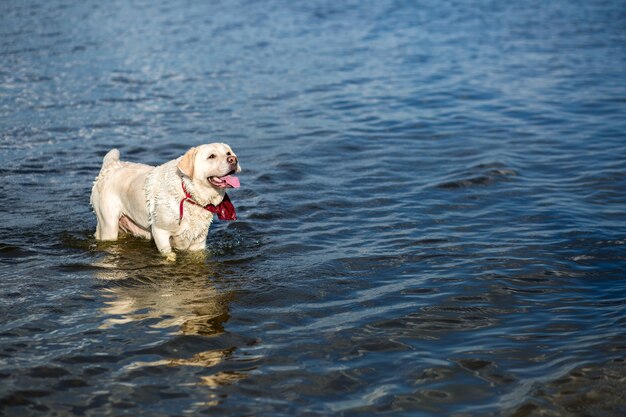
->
[1,0,625,415]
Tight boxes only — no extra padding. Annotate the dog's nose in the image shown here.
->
[227,155,237,165]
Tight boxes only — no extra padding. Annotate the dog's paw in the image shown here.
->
[162,252,177,263]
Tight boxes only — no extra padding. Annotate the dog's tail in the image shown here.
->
[91,149,121,209]
[101,148,120,171]
[94,148,121,181]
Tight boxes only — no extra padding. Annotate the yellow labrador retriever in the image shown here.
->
[91,143,241,258]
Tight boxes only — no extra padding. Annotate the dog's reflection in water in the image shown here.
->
[93,238,245,390]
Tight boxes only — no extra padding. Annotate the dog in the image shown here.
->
[91,143,241,258]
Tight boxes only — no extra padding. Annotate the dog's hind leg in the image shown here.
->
[94,213,120,241]
[93,200,121,241]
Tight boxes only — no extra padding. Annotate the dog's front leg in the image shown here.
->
[152,227,176,261]
[187,231,209,252]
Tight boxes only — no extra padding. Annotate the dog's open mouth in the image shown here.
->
[208,174,240,189]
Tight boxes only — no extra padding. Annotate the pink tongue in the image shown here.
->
[222,175,240,188]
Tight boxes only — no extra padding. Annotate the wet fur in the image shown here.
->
[90,144,241,257]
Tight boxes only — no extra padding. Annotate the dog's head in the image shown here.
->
[177,143,241,189]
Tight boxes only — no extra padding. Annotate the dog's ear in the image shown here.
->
[177,147,198,178]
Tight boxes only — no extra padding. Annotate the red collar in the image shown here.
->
[180,180,237,223]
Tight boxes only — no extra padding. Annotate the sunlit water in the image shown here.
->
[1,1,626,416]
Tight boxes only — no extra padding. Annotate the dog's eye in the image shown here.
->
[207,154,216,159]
[226,152,231,156]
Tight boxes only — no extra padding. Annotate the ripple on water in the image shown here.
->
[435,163,518,190]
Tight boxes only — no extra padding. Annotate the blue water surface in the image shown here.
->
[1,1,625,416]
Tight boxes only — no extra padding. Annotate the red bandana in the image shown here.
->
[180,181,237,223]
